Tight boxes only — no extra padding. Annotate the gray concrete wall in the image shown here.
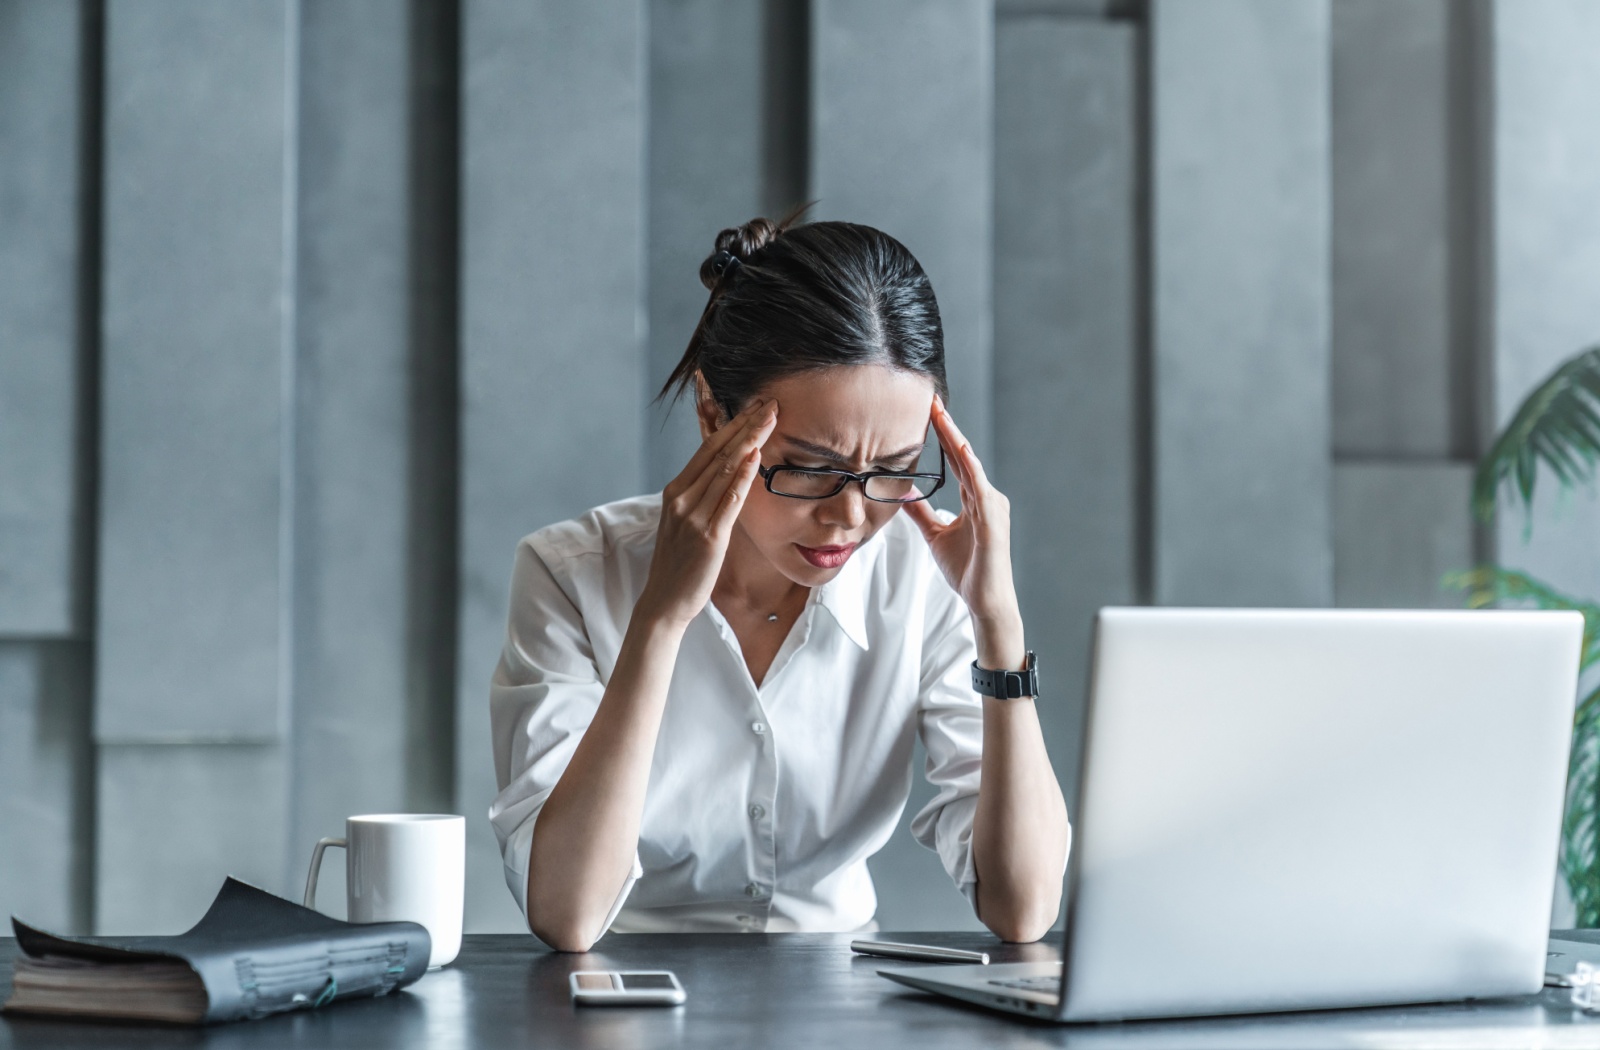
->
[0,0,91,638]
[1328,0,1478,613]
[94,0,294,933]
[1332,0,1460,461]
[1,0,463,935]
[97,0,291,744]
[1489,2,1600,604]
[0,644,92,933]
[992,11,1138,828]
[290,0,458,918]
[1150,0,1333,608]
[1333,464,1474,608]
[0,0,97,935]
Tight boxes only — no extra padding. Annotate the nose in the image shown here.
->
[817,480,868,530]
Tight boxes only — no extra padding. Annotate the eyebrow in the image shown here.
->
[780,436,926,467]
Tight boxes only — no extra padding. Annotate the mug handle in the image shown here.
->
[303,836,347,910]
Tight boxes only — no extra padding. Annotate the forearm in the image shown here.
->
[970,616,1070,943]
[526,611,685,951]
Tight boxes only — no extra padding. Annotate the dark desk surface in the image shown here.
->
[5,932,1600,1049]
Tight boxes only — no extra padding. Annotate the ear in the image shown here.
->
[694,372,723,441]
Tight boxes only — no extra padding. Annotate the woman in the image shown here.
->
[489,214,1070,952]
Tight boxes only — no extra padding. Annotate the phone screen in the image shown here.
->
[618,973,678,991]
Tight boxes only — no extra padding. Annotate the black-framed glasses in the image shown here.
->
[757,446,945,503]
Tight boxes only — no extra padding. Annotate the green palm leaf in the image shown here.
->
[1465,344,1600,925]
[1565,687,1600,927]
[1445,566,1600,673]
[1447,567,1600,924]
[1473,346,1600,521]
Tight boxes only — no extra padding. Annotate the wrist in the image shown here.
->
[629,595,695,642]
[972,612,1025,671]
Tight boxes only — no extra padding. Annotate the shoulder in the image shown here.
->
[515,494,660,611]
[523,493,660,565]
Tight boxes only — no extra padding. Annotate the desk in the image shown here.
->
[4,933,1600,1049]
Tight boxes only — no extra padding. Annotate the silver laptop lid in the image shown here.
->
[1060,608,1582,1022]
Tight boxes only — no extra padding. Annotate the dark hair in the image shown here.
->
[658,207,949,420]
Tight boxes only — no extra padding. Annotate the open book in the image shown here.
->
[4,877,430,1024]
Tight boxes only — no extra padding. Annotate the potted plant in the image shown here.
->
[1451,346,1600,925]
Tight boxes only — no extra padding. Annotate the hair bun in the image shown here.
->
[698,216,784,291]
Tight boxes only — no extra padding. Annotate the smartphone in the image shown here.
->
[568,970,687,1006]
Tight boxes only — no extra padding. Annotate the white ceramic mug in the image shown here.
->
[303,813,465,969]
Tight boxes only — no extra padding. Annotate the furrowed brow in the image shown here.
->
[781,436,926,467]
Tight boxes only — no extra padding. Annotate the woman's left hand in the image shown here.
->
[903,395,1024,650]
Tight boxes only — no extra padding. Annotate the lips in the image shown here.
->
[796,543,857,569]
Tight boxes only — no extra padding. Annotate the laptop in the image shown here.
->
[879,607,1583,1023]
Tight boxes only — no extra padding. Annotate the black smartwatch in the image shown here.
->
[970,650,1039,699]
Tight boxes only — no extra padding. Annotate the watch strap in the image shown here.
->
[970,651,1039,699]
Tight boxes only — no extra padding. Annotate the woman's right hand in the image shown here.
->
[638,398,778,629]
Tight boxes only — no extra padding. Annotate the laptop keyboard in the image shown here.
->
[989,975,1061,994]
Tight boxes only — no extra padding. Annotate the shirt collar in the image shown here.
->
[816,542,870,651]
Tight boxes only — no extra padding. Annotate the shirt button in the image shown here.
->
[745,882,765,899]
[751,721,766,735]
[748,803,765,820]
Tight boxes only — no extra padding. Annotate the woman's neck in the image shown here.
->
[713,524,808,617]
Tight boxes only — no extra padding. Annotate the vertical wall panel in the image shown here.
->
[96,0,292,740]
[459,0,647,931]
[994,17,1137,817]
[95,744,287,934]
[289,0,424,912]
[0,1,89,636]
[0,644,93,933]
[646,0,768,491]
[809,0,994,460]
[0,0,97,937]
[1327,0,1476,617]
[94,0,294,930]
[1333,464,1473,609]
[1151,0,1332,607]
[1490,2,1600,603]
[1331,0,1458,460]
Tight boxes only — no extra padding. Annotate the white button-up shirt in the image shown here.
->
[488,493,983,937]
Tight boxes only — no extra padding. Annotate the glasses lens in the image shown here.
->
[769,469,846,498]
[862,474,939,502]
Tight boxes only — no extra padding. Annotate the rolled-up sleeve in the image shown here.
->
[907,565,984,907]
[487,537,642,938]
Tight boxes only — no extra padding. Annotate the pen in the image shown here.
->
[850,939,990,965]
